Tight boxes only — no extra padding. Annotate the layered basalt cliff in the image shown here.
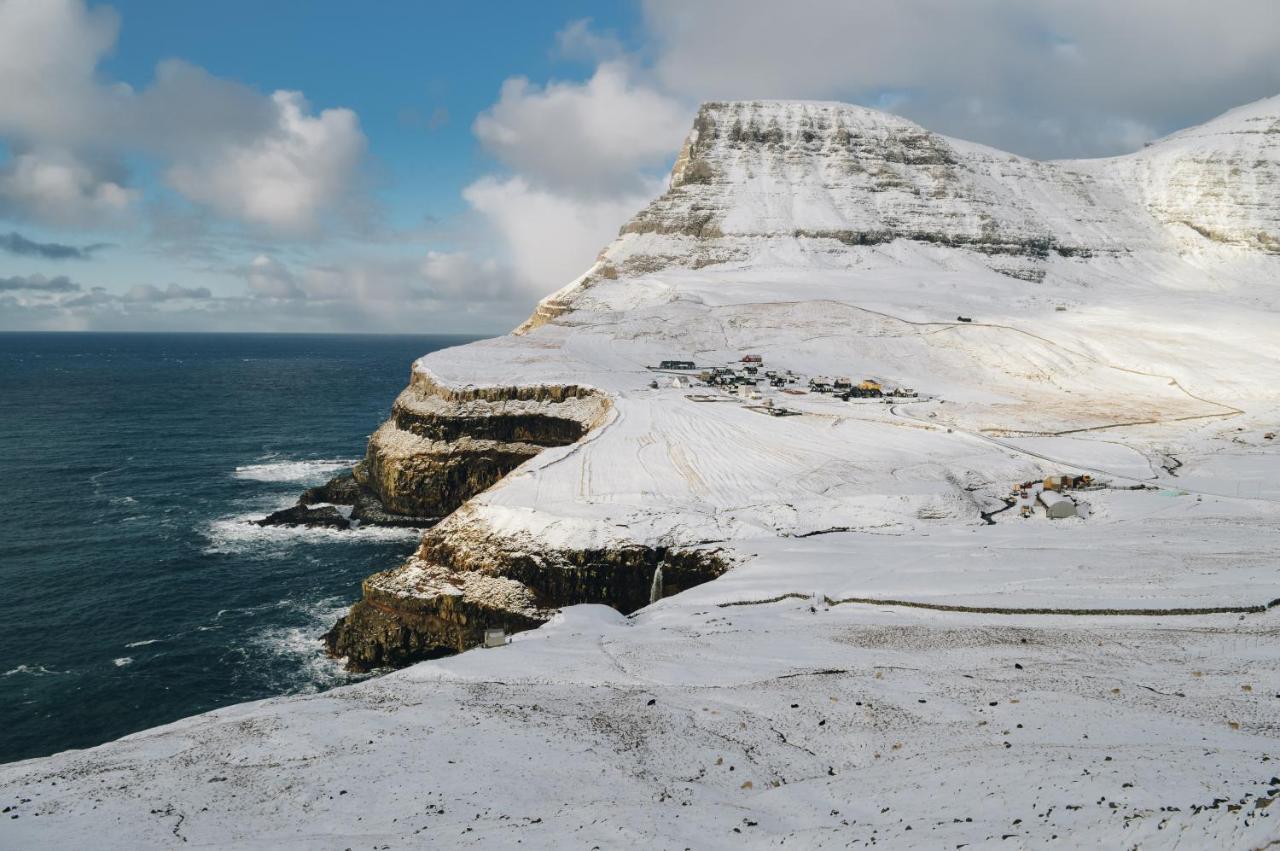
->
[326,511,731,671]
[355,369,610,518]
[318,367,734,671]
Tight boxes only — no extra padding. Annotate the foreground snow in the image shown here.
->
[2,595,1276,849]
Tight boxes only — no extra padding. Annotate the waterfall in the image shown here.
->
[649,564,665,604]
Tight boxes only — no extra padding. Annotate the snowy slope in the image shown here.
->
[5,97,1280,849]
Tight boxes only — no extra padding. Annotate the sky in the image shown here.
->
[1,0,1278,334]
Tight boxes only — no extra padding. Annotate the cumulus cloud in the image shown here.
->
[165,91,365,235]
[0,230,108,259]
[463,175,660,296]
[0,0,367,233]
[473,61,689,195]
[641,0,1280,158]
[0,150,136,226]
[245,254,304,299]
[461,34,692,302]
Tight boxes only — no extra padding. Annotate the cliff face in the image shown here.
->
[326,507,730,671]
[1071,95,1280,253]
[328,366,734,671]
[355,368,610,519]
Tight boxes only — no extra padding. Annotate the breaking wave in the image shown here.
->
[203,511,420,556]
[243,597,369,693]
[232,458,358,483]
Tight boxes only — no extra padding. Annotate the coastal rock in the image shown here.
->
[302,470,437,528]
[255,503,350,530]
[354,370,610,518]
[325,509,730,671]
[323,558,546,670]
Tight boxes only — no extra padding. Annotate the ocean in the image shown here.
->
[0,332,478,765]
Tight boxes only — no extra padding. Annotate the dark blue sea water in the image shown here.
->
[0,332,478,765]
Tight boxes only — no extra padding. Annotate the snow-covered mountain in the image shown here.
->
[524,97,1280,330]
[5,98,1280,849]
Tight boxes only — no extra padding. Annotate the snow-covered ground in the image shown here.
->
[4,98,1280,848]
[2,596,1275,848]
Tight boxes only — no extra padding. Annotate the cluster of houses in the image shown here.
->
[1012,473,1095,520]
[653,355,917,404]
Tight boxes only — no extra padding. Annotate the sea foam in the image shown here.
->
[232,458,358,484]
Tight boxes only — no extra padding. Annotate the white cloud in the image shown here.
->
[554,19,625,63]
[462,41,692,302]
[641,0,1280,158]
[241,250,524,315]
[168,86,364,236]
[0,150,136,225]
[166,91,365,236]
[245,254,304,299]
[463,175,660,296]
[0,0,368,233]
[419,250,513,300]
[0,0,119,144]
[473,61,689,195]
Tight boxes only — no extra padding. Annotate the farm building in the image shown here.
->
[1038,489,1077,519]
[659,360,695,370]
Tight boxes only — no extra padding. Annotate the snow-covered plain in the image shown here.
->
[4,98,1280,848]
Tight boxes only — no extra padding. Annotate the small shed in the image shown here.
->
[483,628,507,648]
[1038,489,1077,519]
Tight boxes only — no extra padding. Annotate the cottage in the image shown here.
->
[741,354,763,363]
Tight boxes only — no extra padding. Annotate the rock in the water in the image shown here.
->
[301,469,438,528]
[299,471,364,506]
[256,504,350,530]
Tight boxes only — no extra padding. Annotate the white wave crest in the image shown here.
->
[232,459,358,483]
[202,512,420,555]
[3,664,68,677]
[113,657,133,667]
[247,597,368,692]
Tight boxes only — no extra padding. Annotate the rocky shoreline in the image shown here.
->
[256,362,733,672]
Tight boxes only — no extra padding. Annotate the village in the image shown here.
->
[651,354,1109,523]
[652,354,919,415]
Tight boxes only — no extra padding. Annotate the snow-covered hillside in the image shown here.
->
[4,98,1279,849]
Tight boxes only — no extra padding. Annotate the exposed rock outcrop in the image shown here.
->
[356,370,610,518]
[300,470,436,528]
[256,503,350,530]
[321,368,680,670]
[325,517,731,671]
